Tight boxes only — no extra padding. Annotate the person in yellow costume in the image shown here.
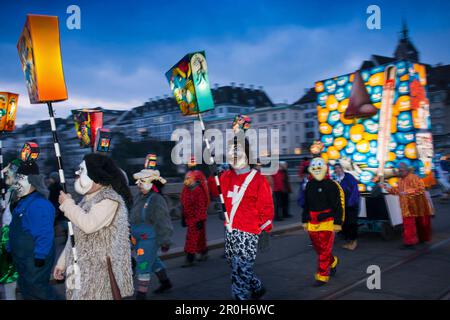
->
[302,157,345,286]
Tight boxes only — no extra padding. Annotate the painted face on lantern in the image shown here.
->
[308,157,327,181]
[324,79,336,94]
[74,161,94,195]
[332,123,344,137]
[335,88,345,101]
[337,76,348,87]
[397,112,413,132]
[13,173,32,198]
[328,111,340,125]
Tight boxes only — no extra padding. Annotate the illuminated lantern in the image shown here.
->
[72,109,104,148]
[332,122,345,137]
[396,95,411,112]
[338,99,349,113]
[395,132,415,144]
[368,72,385,87]
[327,146,340,160]
[363,119,378,134]
[335,87,346,102]
[324,79,336,94]
[318,92,328,106]
[94,128,112,153]
[373,102,382,109]
[367,156,379,168]
[333,137,347,150]
[336,75,349,87]
[345,141,356,154]
[317,107,329,123]
[319,123,332,135]
[328,111,340,126]
[321,152,329,162]
[326,95,339,111]
[349,124,364,143]
[397,112,413,132]
[396,61,407,77]
[315,82,324,93]
[395,145,405,158]
[20,141,40,162]
[321,134,334,147]
[356,139,370,153]
[370,86,383,103]
[166,51,214,115]
[17,15,68,104]
[0,92,19,132]
[405,142,418,159]
[397,81,409,95]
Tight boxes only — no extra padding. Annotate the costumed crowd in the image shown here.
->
[0,116,437,300]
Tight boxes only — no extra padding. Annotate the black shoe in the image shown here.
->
[330,266,337,277]
[313,280,327,287]
[400,244,416,250]
[153,279,172,294]
[135,291,147,300]
[251,286,266,300]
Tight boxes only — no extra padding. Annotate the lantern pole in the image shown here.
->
[197,112,232,232]
[46,101,80,278]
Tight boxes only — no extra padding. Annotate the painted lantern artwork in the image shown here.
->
[17,15,68,104]
[95,128,112,153]
[315,61,433,192]
[20,141,40,162]
[0,92,19,132]
[165,51,214,116]
[72,109,103,148]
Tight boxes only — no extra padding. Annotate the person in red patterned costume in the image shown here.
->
[180,169,210,267]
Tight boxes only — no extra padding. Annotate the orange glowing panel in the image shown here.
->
[17,15,68,104]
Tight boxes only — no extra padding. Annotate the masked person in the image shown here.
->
[382,162,433,247]
[130,168,174,299]
[303,157,345,286]
[180,169,210,267]
[6,160,56,299]
[54,153,134,300]
[220,136,274,300]
[0,160,21,300]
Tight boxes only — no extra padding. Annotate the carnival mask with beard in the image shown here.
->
[227,140,248,170]
[309,157,327,181]
[74,161,94,195]
[3,164,18,186]
[13,173,32,198]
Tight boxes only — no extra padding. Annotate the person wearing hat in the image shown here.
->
[6,160,56,299]
[130,168,174,299]
[55,153,134,300]
[180,169,210,267]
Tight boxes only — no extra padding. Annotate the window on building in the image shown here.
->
[295,136,300,143]
[258,114,268,122]
[273,113,278,121]
[295,124,299,131]
[281,124,286,132]
[306,132,315,139]
[282,136,287,144]
[282,148,288,154]
[294,112,299,120]
[281,113,286,120]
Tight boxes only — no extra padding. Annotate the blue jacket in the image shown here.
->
[7,192,55,259]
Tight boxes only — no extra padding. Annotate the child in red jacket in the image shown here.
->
[180,170,210,267]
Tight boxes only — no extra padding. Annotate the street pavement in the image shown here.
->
[145,198,450,300]
[12,196,450,300]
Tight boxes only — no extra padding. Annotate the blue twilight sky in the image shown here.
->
[1,0,449,125]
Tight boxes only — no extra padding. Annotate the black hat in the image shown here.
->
[17,161,39,176]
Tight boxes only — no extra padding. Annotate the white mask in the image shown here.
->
[74,161,94,195]
[227,141,248,170]
[3,164,17,186]
[136,177,153,193]
[13,173,32,198]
